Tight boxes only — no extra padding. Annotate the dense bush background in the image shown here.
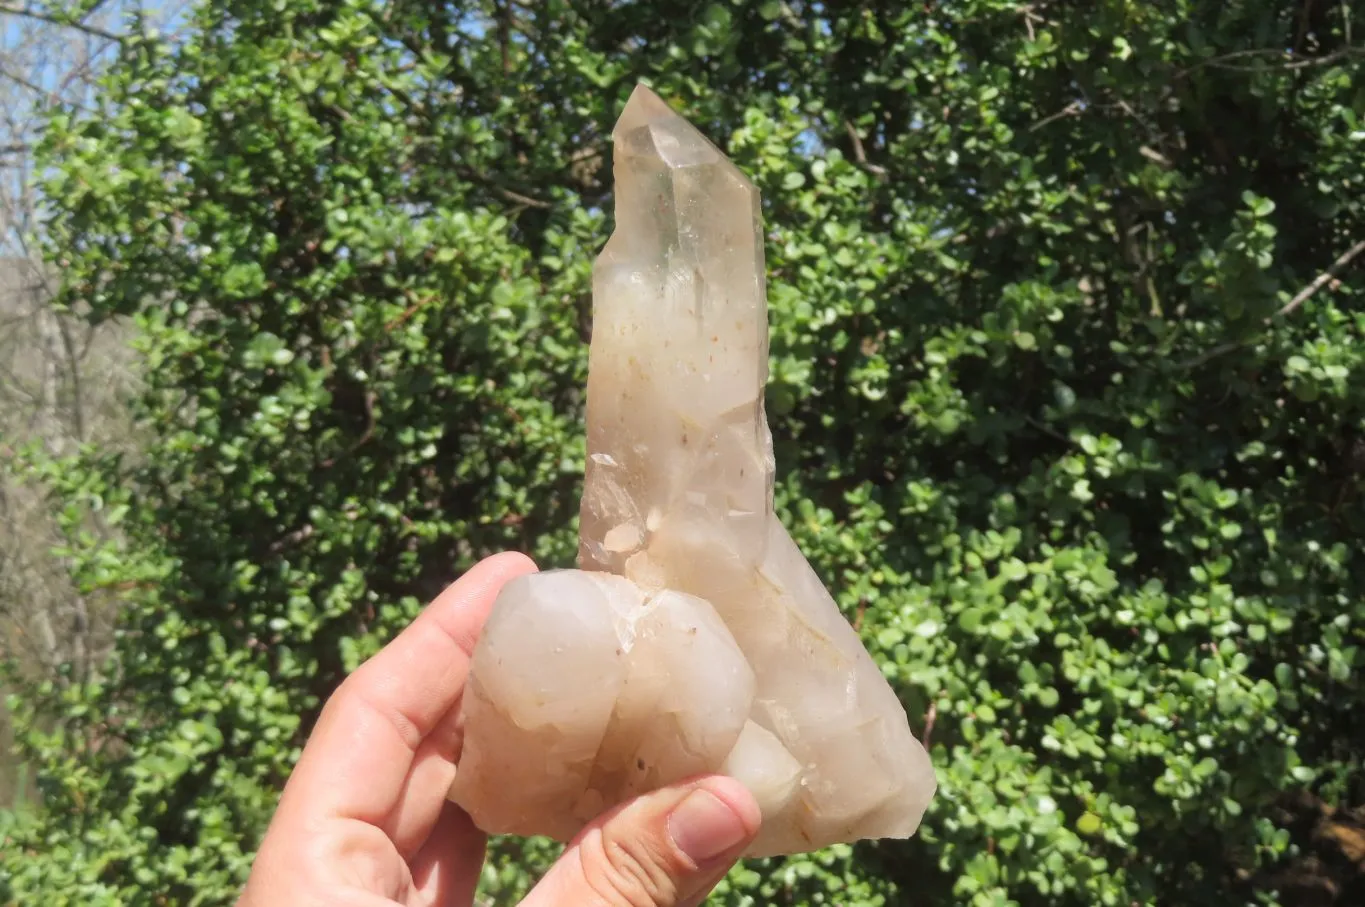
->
[4,1,1365,904]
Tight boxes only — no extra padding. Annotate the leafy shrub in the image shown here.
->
[5,1,1365,905]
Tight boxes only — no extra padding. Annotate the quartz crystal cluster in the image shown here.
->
[448,85,936,856]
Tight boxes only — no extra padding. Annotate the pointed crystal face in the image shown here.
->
[449,84,936,856]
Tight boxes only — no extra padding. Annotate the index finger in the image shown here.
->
[277,551,538,826]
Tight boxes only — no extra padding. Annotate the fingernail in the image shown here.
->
[668,788,749,864]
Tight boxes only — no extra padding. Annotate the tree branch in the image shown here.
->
[1180,239,1365,369]
[1176,46,1364,78]
[1028,100,1081,132]
[454,165,554,209]
[56,313,87,443]
[843,119,887,179]
[0,3,123,42]
[0,63,57,101]
[1275,239,1365,318]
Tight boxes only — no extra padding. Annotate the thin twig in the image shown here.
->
[1138,145,1172,167]
[1180,238,1365,369]
[384,290,439,331]
[1028,100,1081,132]
[266,524,314,555]
[493,185,552,209]
[453,165,553,209]
[1178,340,1241,371]
[0,4,122,42]
[1176,46,1363,79]
[0,64,57,101]
[1020,4,1045,42]
[843,119,887,178]
[1025,415,1071,445]
[1275,239,1365,318]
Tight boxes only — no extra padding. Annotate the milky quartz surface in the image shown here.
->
[448,85,936,856]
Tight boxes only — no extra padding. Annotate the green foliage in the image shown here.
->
[5,1,1365,905]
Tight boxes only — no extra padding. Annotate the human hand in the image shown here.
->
[238,552,762,907]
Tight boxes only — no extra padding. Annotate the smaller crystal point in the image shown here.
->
[449,570,755,839]
[449,84,936,856]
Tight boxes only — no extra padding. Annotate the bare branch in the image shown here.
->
[0,3,123,43]
[0,63,57,102]
[1028,100,1081,132]
[1180,238,1365,369]
[843,119,888,179]
[1275,239,1365,318]
[1138,145,1172,167]
[1176,46,1365,79]
[56,312,87,442]
[1177,340,1242,371]
[491,183,552,210]
[454,164,554,209]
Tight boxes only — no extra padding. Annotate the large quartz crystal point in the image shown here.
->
[448,84,936,857]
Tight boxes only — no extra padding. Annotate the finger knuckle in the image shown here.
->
[579,827,682,907]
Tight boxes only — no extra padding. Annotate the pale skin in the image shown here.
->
[238,552,762,907]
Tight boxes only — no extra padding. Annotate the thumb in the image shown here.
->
[519,776,761,907]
